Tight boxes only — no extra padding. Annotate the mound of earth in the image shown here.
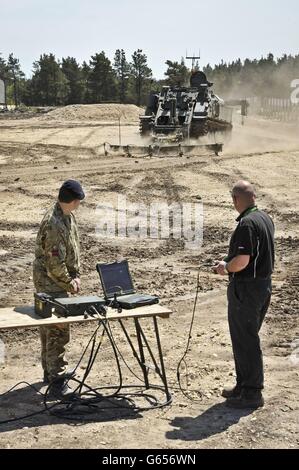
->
[40,103,144,123]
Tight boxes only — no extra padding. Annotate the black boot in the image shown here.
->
[48,378,77,399]
[222,384,242,399]
[43,368,76,384]
[225,389,264,409]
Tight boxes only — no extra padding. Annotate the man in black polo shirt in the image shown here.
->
[214,180,275,409]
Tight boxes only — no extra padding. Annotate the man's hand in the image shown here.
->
[213,255,250,276]
[213,261,227,276]
[70,278,80,293]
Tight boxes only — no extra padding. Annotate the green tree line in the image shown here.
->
[203,53,299,100]
[163,54,299,99]
[1,51,299,107]
[0,49,153,107]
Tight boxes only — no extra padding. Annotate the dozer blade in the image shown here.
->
[180,143,223,156]
[103,142,223,158]
[103,143,150,156]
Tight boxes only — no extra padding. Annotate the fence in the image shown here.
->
[247,96,299,123]
[219,105,233,123]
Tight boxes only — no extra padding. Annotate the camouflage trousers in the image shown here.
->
[39,291,70,381]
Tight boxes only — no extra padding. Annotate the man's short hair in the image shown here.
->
[232,181,256,199]
[58,180,85,203]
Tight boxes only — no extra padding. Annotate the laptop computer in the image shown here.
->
[96,260,159,309]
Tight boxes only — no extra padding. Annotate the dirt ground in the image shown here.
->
[0,106,298,449]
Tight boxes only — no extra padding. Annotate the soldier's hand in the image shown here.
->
[74,277,81,292]
[70,279,79,293]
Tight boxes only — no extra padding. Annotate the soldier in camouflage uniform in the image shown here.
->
[33,180,85,397]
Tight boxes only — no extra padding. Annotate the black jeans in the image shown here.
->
[227,278,272,390]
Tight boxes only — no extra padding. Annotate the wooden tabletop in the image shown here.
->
[0,304,172,330]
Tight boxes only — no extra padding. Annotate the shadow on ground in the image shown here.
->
[166,402,253,441]
[0,381,142,432]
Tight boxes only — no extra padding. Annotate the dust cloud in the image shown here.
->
[224,114,299,155]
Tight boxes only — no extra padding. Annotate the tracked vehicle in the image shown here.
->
[140,71,233,144]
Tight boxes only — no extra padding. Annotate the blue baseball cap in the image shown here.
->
[59,180,85,202]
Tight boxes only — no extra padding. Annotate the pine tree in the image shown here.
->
[164,58,189,87]
[7,53,25,107]
[130,49,152,106]
[81,61,91,103]
[0,54,8,79]
[88,52,116,103]
[31,53,69,106]
[61,57,85,104]
[113,49,129,103]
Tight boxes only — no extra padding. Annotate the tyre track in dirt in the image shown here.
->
[0,116,298,448]
[201,159,299,361]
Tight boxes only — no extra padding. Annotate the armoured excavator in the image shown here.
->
[103,71,243,158]
[141,71,232,139]
[138,71,233,156]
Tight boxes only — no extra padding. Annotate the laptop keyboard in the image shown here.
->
[117,294,148,301]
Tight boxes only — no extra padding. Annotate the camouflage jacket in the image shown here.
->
[33,202,80,293]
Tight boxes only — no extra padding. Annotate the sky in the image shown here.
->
[0,0,298,78]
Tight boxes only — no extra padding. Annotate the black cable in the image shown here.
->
[45,310,126,418]
[86,307,123,396]
[45,305,174,419]
[106,306,203,400]
[77,327,100,393]
[0,302,173,425]
[0,381,43,398]
[106,321,144,383]
[0,323,104,425]
[0,382,57,425]
[43,323,106,414]
[73,319,118,400]
[176,266,203,402]
[47,298,69,315]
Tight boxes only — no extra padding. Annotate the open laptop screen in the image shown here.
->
[97,261,134,298]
